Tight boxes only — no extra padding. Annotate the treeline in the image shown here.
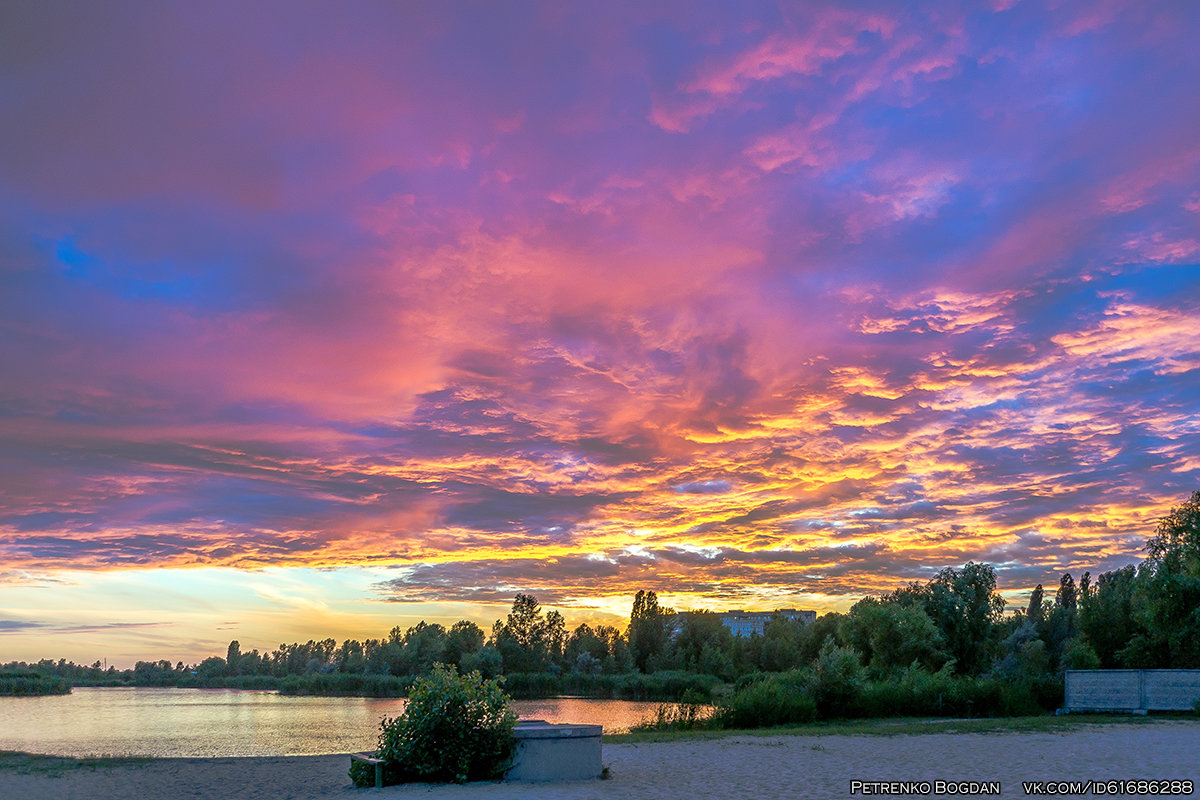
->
[703,490,1200,728]
[8,491,1199,715]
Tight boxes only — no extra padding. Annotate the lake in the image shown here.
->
[0,687,675,757]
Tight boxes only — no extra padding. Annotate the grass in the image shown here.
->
[604,712,1197,744]
[0,751,152,778]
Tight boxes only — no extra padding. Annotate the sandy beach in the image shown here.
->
[2,721,1198,799]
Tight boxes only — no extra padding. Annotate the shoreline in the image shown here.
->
[2,719,1197,799]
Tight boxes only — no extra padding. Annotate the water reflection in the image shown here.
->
[0,687,682,757]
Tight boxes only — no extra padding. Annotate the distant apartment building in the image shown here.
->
[720,608,816,637]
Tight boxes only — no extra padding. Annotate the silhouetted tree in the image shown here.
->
[226,641,241,676]
[491,594,552,672]
[445,620,485,670]
[1026,585,1045,625]
[1056,573,1077,612]
[627,590,670,672]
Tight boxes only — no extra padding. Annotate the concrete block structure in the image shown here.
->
[507,719,603,782]
[1064,669,1200,713]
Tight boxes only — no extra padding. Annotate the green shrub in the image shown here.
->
[718,670,816,728]
[859,664,963,717]
[812,639,866,716]
[355,663,517,786]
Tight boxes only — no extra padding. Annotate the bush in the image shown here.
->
[355,663,517,786]
[812,639,866,717]
[859,664,960,717]
[718,670,816,728]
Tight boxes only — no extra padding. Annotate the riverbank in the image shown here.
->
[2,719,1197,799]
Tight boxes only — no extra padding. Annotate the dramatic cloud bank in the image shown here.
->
[2,2,1199,655]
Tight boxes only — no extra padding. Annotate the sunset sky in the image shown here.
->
[3,1,1200,666]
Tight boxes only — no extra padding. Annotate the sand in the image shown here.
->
[2,722,1198,799]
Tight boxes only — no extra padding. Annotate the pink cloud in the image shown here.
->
[686,15,896,97]
[649,10,898,132]
[1120,233,1200,264]
[1099,146,1200,215]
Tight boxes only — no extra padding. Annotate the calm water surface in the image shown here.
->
[0,687,676,757]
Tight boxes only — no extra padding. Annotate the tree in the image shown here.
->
[841,598,949,675]
[445,621,485,670]
[672,611,732,674]
[1060,637,1101,671]
[1025,585,1045,625]
[335,639,365,673]
[1056,573,1077,612]
[460,645,502,679]
[921,562,1006,675]
[798,612,845,663]
[402,622,447,676]
[490,594,551,672]
[1146,490,1200,570]
[1079,564,1140,667]
[1124,491,1200,667]
[595,624,631,672]
[226,640,241,676]
[756,613,808,672]
[565,623,608,666]
[627,590,671,672]
[544,610,566,671]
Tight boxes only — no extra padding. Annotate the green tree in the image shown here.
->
[1060,637,1101,671]
[225,640,241,676]
[595,624,631,673]
[544,610,566,670]
[1146,490,1200,568]
[402,622,447,676]
[1124,491,1200,667]
[491,594,551,673]
[798,612,845,663]
[460,645,502,679]
[841,598,949,675]
[445,621,485,670]
[812,638,866,716]
[672,611,732,674]
[1079,564,1141,667]
[756,614,808,672]
[1025,585,1045,625]
[564,623,608,671]
[1056,573,1077,612]
[628,590,671,672]
[335,639,365,673]
[921,562,1006,675]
